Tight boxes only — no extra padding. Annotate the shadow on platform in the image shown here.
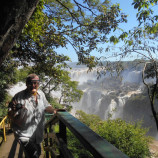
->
[8,138,24,158]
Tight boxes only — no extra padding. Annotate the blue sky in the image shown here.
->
[57,0,139,62]
[113,0,138,30]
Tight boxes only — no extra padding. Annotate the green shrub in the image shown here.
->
[45,94,63,109]
[96,119,151,158]
[76,111,152,158]
[67,129,93,158]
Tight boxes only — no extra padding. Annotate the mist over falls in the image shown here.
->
[7,63,158,138]
[69,65,157,138]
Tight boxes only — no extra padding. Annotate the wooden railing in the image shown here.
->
[44,111,129,158]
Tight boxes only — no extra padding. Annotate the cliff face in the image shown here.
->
[123,94,156,137]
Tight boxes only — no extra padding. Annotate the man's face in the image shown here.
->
[26,76,39,94]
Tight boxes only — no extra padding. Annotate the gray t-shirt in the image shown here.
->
[10,89,50,143]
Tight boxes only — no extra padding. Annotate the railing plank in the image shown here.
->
[44,128,49,158]
[59,120,67,144]
[57,112,129,158]
[45,114,58,128]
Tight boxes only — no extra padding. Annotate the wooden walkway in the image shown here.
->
[0,133,22,158]
[0,133,45,158]
[1,134,158,158]
[0,129,158,158]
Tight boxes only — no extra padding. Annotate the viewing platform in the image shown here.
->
[1,111,157,157]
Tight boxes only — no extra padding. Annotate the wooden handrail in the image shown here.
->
[0,116,8,142]
[44,111,129,158]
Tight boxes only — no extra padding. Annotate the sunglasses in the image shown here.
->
[28,80,39,85]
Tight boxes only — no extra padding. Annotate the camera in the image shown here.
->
[9,102,23,111]
[16,103,23,110]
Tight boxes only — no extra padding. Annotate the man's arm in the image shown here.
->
[45,106,57,114]
[8,100,18,119]
[8,100,27,127]
[8,109,16,120]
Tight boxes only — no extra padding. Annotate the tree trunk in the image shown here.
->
[0,0,39,66]
[142,62,158,131]
[150,98,158,130]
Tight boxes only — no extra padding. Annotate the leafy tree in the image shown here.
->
[39,69,83,109]
[9,0,127,69]
[45,94,64,110]
[75,110,101,128]
[67,129,93,158]
[58,78,83,105]
[0,58,19,116]
[75,110,152,158]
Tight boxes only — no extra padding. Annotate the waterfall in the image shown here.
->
[8,82,26,96]
[7,64,158,138]
[69,65,157,138]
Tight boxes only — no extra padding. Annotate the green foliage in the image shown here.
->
[76,111,152,158]
[75,110,101,128]
[45,93,63,109]
[67,129,93,158]
[0,58,19,117]
[0,94,12,117]
[11,0,127,68]
[64,111,101,157]
[59,77,83,105]
[132,0,158,35]
[45,92,72,112]
[110,36,119,45]
[119,32,128,41]
[78,56,98,71]
[96,119,151,158]
[16,67,33,82]
[36,68,83,107]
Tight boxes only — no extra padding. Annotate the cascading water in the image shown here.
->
[7,63,158,138]
[69,64,157,138]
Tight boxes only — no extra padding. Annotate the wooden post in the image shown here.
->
[59,120,67,144]
[49,123,53,158]
[44,127,49,158]
[59,120,67,157]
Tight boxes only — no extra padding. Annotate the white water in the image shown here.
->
[8,65,158,138]
[8,82,26,96]
[69,66,157,138]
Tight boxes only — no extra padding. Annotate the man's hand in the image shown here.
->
[53,109,57,114]
[8,100,27,127]
[45,106,56,114]
[8,100,17,111]
[45,106,65,114]
[8,100,24,118]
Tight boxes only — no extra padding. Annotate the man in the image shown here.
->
[8,74,57,158]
